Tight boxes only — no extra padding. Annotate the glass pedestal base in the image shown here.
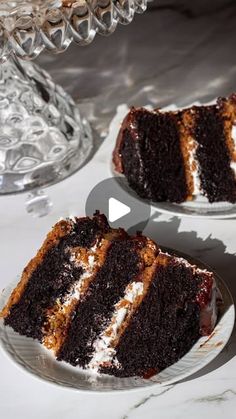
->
[0,56,92,194]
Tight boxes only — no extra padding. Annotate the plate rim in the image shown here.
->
[110,159,236,220]
[0,251,235,393]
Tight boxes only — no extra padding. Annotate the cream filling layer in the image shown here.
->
[188,137,201,196]
[87,281,144,371]
[230,125,236,174]
[63,242,99,306]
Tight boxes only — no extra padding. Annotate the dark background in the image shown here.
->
[38,0,236,131]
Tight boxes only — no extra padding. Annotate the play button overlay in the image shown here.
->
[85,177,150,232]
[108,198,131,223]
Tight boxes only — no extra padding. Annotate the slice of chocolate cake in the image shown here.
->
[0,213,221,378]
[113,94,236,204]
[1,212,127,343]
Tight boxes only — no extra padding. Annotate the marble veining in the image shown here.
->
[193,389,236,404]
[121,386,174,419]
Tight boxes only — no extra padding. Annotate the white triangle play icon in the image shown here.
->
[108,197,131,223]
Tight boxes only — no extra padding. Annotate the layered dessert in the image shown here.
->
[1,213,221,378]
[113,95,236,204]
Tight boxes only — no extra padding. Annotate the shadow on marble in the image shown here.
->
[128,212,236,383]
[38,0,236,139]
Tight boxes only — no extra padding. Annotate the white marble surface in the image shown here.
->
[0,103,236,418]
[1,1,236,418]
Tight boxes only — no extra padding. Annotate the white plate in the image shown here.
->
[109,103,236,219]
[0,253,234,392]
[112,173,236,219]
[152,200,236,219]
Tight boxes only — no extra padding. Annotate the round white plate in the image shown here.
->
[152,199,236,219]
[0,254,234,392]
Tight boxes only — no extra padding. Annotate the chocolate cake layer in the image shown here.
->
[194,105,236,203]
[117,108,188,203]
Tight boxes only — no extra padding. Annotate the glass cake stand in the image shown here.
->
[0,0,147,195]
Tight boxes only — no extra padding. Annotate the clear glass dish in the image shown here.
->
[0,0,147,194]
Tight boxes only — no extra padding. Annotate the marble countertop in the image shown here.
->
[1,1,236,418]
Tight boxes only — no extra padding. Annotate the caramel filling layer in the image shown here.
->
[179,109,198,200]
[223,98,236,164]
